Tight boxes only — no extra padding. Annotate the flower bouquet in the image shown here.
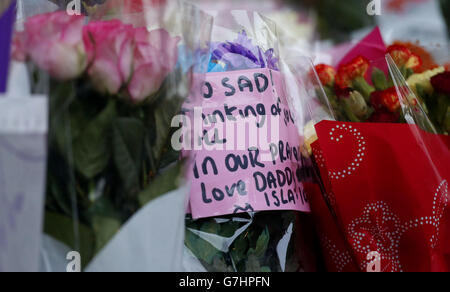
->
[183,11,319,272]
[12,0,212,270]
[287,28,450,272]
[393,42,450,135]
[312,31,449,135]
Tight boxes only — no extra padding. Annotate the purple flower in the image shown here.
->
[265,48,279,71]
[210,30,279,72]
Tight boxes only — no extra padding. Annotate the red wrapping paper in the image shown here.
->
[306,120,450,272]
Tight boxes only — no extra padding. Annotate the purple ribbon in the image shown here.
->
[0,1,16,93]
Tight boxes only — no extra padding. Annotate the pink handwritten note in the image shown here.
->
[185,68,311,219]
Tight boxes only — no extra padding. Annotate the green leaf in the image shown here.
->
[352,76,375,102]
[244,254,264,272]
[231,234,249,266]
[341,99,362,123]
[444,106,450,133]
[248,227,270,258]
[151,96,184,162]
[44,212,95,268]
[138,162,182,206]
[199,221,220,235]
[372,68,389,91]
[436,95,450,125]
[112,118,145,195]
[48,81,77,156]
[212,257,234,272]
[73,99,117,179]
[218,221,241,238]
[46,172,73,216]
[92,216,121,253]
[185,228,220,265]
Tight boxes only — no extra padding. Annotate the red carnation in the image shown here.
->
[314,64,336,86]
[370,87,401,113]
[430,71,450,95]
[335,56,370,89]
[387,44,422,71]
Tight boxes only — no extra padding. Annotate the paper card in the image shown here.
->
[0,97,48,272]
[185,68,311,219]
[0,0,15,93]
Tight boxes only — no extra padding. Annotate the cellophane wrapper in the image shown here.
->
[0,1,49,272]
[286,47,450,271]
[183,10,320,272]
[13,0,213,271]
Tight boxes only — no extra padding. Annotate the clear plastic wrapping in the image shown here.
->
[12,0,213,271]
[284,29,450,272]
[182,10,319,272]
[0,96,48,272]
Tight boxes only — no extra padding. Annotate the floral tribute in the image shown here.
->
[184,29,318,273]
[12,10,186,266]
[303,27,450,272]
[313,41,449,133]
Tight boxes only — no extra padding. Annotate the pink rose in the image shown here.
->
[83,19,179,101]
[83,20,135,95]
[22,11,87,80]
[127,28,180,102]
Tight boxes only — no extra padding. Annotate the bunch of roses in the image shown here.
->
[313,44,428,124]
[12,11,179,103]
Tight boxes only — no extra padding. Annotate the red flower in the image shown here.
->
[370,87,401,113]
[387,45,422,71]
[334,86,352,99]
[430,71,450,95]
[314,64,336,86]
[335,56,370,89]
[369,107,400,123]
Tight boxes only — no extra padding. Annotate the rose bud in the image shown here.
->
[314,64,336,86]
[83,20,135,95]
[430,71,450,96]
[127,28,180,103]
[340,90,370,122]
[23,11,87,80]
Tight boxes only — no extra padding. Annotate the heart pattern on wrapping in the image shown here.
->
[346,180,449,272]
[317,124,367,181]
